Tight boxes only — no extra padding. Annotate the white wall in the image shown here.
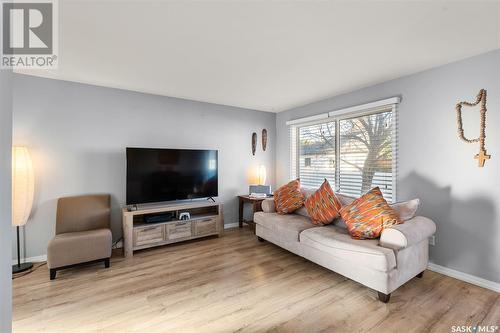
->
[276,49,500,283]
[0,69,13,332]
[13,75,275,259]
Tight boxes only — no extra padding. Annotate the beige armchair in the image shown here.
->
[47,194,112,280]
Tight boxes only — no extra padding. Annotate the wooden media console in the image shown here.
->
[122,201,223,257]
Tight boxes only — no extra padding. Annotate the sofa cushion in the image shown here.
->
[294,211,348,230]
[296,189,356,218]
[391,199,420,221]
[334,194,420,222]
[254,212,317,242]
[261,198,276,213]
[300,187,317,199]
[300,226,397,272]
[295,206,310,218]
[274,179,305,214]
[304,180,342,225]
[47,228,112,269]
[337,193,357,206]
[296,187,318,218]
[340,187,402,239]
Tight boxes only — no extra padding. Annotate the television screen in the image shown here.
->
[126,148,218,205]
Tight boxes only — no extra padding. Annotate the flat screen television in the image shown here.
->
[126,148,218,205]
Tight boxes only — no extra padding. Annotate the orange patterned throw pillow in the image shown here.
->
[304,180,342,225]
[274,179,305,214]
[340,187,402,239]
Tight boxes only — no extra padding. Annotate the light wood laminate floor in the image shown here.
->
[13,228,500,333]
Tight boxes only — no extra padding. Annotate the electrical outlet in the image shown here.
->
[429,235,436,246]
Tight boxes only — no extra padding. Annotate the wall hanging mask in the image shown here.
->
[262,129,267,151]
[252,132,257,155]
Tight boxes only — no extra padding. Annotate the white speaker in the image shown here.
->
[249,185,272,195]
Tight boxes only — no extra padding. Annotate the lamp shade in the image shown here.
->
[12,147,34,227]
[258,165,266,185]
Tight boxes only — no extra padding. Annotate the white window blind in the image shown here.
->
[289,99,398,202]
[296,121,336,188]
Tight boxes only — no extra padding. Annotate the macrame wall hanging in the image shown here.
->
[455,89,491,167]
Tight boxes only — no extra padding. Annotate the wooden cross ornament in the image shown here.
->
[475,149,491,168]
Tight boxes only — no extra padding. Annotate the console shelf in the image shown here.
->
[122,201,223,257]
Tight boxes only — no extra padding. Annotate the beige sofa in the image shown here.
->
[254,194,436,303]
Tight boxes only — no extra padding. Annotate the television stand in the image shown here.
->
[122,201,224,258]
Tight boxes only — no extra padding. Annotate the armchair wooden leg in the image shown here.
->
[50,269,57,280]
[378,292,391,303]
[416,271,424,278]
[257,236,265,242]
[104,258,110,268]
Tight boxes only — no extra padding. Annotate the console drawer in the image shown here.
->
[194,218,217,236]
[167,221,192,240]
[133,225,165,247]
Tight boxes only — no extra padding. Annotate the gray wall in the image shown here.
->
[13,75,275,259]
[1,70,13,332]
[276,49,500,283]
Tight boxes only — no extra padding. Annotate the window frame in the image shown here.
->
[289,101,399,202]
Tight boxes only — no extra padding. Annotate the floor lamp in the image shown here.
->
[12,147,35,274]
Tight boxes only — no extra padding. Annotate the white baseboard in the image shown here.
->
[12,254,47,265]
[427,263,500,293]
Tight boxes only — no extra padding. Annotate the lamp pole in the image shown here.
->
[13,226,33,273]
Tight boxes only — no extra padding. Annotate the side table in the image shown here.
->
[238,195,267,230]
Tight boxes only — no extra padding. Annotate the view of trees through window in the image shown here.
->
[339,111,394,201]
[298,122,336,188]
[295,110,395,201]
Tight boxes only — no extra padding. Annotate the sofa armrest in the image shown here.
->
[379,216,436,250]
[261,198,276,213]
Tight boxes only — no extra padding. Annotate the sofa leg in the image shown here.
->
[257,236,265,242]
[416,271,424,278]
[378,292,391,303]
[50,269,57,280]
[104,258,110,268]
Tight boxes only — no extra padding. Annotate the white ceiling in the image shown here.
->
[17,1,500,112]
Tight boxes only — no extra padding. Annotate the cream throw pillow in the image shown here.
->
[391,199,420,221]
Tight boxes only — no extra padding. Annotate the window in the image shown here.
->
[289,100,398,202]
